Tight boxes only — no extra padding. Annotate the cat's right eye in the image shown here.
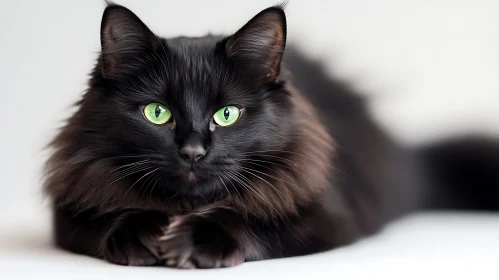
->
[143,102,172,124]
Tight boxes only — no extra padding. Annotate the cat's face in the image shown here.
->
[85,5,294,199]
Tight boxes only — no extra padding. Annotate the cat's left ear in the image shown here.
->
[225,7,287,83]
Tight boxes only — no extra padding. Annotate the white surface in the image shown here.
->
[1,0,498,279]
[1,213,498,279]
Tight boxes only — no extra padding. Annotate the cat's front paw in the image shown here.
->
[104,230,161,266]
[102,211,167,266]
[158,215,244,269]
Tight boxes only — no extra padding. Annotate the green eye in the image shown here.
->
[213,106,241,126]
[143,102,172,124]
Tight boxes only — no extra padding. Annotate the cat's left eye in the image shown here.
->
[213,106,241,127]
[143,102,172,124]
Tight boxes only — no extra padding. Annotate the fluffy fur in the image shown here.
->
[44,4,498,269]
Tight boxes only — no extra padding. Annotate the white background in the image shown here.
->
[0,1,498,279]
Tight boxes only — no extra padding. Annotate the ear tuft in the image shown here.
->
[226,7,287,83]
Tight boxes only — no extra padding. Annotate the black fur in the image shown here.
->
[44,4,499,269]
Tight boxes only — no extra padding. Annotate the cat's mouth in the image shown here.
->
[176,170,206,185]
[184,171,198,183]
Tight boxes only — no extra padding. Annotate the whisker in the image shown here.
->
[139,169,160,198]
[240,150,355,179]
[230,171,305,245]
[230,170,283,218]
[269,131,293,142]
[109,159,150,174]
[215,171,235,210]
[225,171,248,219]
[240,160,330,212]
[104,165,153,187]
[231,171,271,204]
[59,152,162,162]
[149,172,163,201]
[239,167,287,204]
[124,167,160,198]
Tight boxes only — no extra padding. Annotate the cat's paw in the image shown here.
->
[158,215,244,269]
[104,231,161,266]
[102,211,167,266]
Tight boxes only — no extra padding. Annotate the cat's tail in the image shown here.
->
[417,136,499,211]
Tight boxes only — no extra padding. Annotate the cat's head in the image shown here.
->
[73,4,297,200]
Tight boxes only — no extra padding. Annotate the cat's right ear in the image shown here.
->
[100,4,158,77]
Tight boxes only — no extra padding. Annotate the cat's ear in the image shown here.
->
[225,7,287,83]
[100,4,158,76]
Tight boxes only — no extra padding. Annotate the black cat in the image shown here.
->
[44,4,499,269]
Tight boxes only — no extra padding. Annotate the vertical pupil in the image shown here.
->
[223,108,230,120]
[155,105,161,118]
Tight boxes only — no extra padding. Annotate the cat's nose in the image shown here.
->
[178,144,206,163]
